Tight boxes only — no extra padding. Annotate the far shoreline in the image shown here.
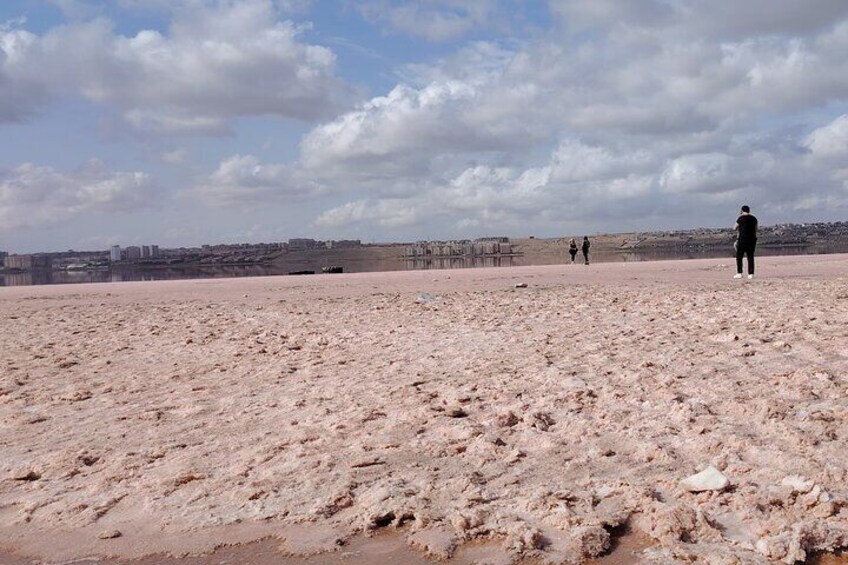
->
[2,244,848,288]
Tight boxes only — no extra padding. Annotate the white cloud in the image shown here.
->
[549,141,656,183]
[195,154,323,206]
[0,161,156,230]
[6,1,848,246]
[804,114,848,187]
[295,2,848,235]
[660,153,734,194]
[0,0,350,132]
[315,198,419,228]
[0,28,49,121]
[301,81,484,173]
[804,114,848,160]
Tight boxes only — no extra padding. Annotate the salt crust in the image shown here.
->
[1,256,847,563]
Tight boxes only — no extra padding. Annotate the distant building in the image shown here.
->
[326,239,361,249]
[125,246,142,260]
[0,251,7,263]
[288,238,319,250]
[403,238,514,258]
[150,245,160,258]
[110,245,121,262]
[3,254,52,270]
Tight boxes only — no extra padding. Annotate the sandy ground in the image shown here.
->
[1,254,847,564]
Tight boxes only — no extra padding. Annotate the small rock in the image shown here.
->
[12,469,41,481]
[780,475,814,494]
[415,293,439,304]
[570,525,611,558]
[98,530,122,539]
[716,333,739,343]
[801,485,827,508]
[497,411,519,427]
[680,466,729,492]
[514,282,528,288]
[531,412,555,431]
[446,406,467,418]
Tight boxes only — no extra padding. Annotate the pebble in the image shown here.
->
[98,530,122,539]
[497,411,519,427]
[446,406,467,418]
[680,465,729,492]
[780,475,814,494]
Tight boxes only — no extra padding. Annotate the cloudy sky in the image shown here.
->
[2,0,847,252]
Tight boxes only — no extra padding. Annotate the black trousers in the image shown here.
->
[736,240,756,275]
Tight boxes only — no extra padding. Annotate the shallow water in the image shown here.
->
[3,245,846,287]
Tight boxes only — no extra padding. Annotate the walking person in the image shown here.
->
[733,205,758,279]
[568,238,578,264]
[581,236,591,265]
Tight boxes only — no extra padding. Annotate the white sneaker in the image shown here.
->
[748,274,754,279]
[733,273,743,279]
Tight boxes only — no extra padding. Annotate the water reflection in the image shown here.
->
[403,256,515,270]
[2,244,846,287]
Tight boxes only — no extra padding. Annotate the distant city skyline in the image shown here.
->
[2,1,848,254]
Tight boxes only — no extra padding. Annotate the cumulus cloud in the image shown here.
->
[0,160,156,230]
[300,81,499,178]
[0,0,350,132]
[299,42,558,188]
[6,1,848,243]
[804,114,848,160]
[298,2,848,233]
[315,198,419,228]
[195,154,323,205]
[0,27,50,122]
[803,114,848,188]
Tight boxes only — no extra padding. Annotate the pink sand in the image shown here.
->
[2,254,847,563]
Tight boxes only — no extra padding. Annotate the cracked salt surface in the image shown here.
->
[1,255,847,563]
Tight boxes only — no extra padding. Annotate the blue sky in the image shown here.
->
[2,0,848,253]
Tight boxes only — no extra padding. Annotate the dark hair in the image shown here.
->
[741,205,750,213]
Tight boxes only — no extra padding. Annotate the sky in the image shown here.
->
[1,0,848,253]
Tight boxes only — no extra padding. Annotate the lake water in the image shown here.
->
[1,245,844,287]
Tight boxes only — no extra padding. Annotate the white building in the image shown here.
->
[110,245,121,262]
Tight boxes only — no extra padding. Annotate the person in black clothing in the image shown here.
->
[581,236,590,265]
[568,238,578,263]
[734,205,758,279]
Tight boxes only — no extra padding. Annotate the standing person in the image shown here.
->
[581,236,591,265]
[734,205,758,279]
[568,238,578,263]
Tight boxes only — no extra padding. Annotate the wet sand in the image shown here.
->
[2,254,847,563]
